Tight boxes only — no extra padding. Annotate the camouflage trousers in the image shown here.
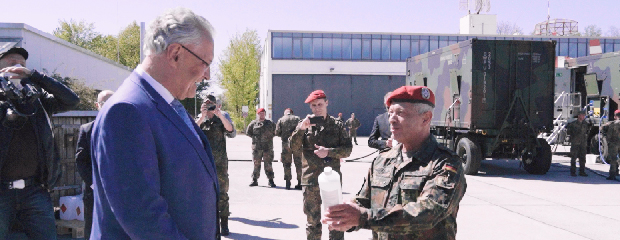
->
[216,163,230,217]
[303,185,344,240]
[570,144,587,174]
[349,130,357,143]
[252,149,274,180]
[607,142,620,177]
[281,141,302,182]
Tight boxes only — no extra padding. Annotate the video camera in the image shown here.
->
[0,74,42,129]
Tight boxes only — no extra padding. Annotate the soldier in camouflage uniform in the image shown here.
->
[275,108,302,190]
[602,110,620,180]
[195,95,236,236]
[323,86,467,240]
[335,112,343,122]
[345,113,361,145]
[290,90,352,240]
[247,108,277,187]
[566,110,590,177]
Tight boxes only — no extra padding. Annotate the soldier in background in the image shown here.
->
[275,108,302,190]
[345,112,361,145]
[368,92,393,150]
[290,90,352,240]
[322,86,467,239]
[602,110,620,180]
[247,108,276,187]
[335,112,343,122]
[195,95,235,235]
[566,110,590,177]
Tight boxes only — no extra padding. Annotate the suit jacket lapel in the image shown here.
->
[129,74,217,182]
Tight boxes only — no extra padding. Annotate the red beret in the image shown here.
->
[257,108,265,114]
[615,110,620,116]
[386,86,435,108]
[305,90,327,103]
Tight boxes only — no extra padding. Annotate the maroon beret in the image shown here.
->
[386,86,435,108]
[305,90,327,103]
[615,109,620,116]
[257,108,265,114]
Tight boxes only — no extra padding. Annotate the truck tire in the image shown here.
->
[456,137,482,175]
[590,134,608,157]
[523,139,552,175]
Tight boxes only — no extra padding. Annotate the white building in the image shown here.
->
[0,23,131,91]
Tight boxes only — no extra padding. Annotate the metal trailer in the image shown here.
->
[548,51,620,157]
[406,39,556,175]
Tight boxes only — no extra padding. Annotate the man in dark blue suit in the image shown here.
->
[90,7,219,239]
[368,92,394,150]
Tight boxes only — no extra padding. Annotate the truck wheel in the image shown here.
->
[456,137,482,175]
[523,139,552,175]
[590,134,608,157]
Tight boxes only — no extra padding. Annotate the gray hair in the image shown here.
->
[414,103,434,115]
[143,7,215,56]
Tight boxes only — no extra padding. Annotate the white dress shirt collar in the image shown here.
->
[135,66,175,104]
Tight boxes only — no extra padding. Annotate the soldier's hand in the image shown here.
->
[200,103,208,115]
[0,66,32,79]
[314,144,329,158]
[298,115,314,130]
[322,202,362,232]
[386,138,393,148]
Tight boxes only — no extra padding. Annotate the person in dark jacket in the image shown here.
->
[368,92,393,150]
[0,47,79,238]
[75,90,113,239]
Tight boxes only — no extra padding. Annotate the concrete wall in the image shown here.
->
[0,23,132,91]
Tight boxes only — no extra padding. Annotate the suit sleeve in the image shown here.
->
[368,117,387,150]
[93,102,188,239]
[75,124,92,187]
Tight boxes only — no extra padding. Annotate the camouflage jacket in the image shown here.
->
[290,115,352,185]
[566,119,590,146]
[345,118,361,130]
[351,135,467,240]
[602,120,620,143]
[199,115,234,163]
[275,114,300,142]
[246,119,275,150]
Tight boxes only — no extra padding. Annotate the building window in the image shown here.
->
[333,38,342,59]
[282,37,292,58]
[400,39,410,60]
[604,39,614,53]
[372,39,381,60]
[342,38,352,60]
[420,37,429,54]
[323,37,332,59]
[382,39,391,60]
[352,38,362,60]
[430,36,439,51]
[303,37,313,59]
[362,39,371,59]
[313,37,322,59]
[578,42,586,57]
[439,36,449,48]
[293,37,302,59]
[568,40,577,58]
[273,37,283,58]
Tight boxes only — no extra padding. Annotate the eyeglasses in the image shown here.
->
[180,44,211,68]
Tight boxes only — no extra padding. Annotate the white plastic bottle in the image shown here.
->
[318,167,343,212]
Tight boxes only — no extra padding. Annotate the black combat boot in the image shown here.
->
[249,179,258,186]
[286,180,291,190]
[220,217,229,236]
[268,179,276,188]
[294,181,302,190]
[607,176,617,180]
[579,171,588,177]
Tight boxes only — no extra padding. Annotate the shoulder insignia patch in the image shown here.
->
[444,165,458,174]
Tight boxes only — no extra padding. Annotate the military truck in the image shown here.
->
[406,39,556,175]
[548,51,620,156]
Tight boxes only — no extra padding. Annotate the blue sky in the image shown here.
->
[5,0,619,68]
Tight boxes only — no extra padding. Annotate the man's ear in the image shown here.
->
[423,111,433,124]
[166,43,182,67]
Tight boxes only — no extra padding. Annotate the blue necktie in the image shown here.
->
[171,99,201,141]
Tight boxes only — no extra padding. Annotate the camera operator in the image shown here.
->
[0,47,79,238]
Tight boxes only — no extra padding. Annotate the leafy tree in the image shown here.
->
[116,22,141,69]
[48,72,98,110]
[53,19,99,49]
[582,25,602,37]
[496,21,524,35]
[607,26,620,37]
[218,29,262,132]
